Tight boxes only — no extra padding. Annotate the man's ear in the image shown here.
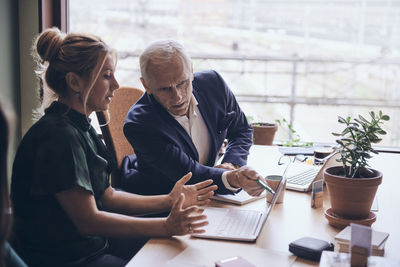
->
[190,63,194,81]
[65,72,83,94]
[140,77,152,95]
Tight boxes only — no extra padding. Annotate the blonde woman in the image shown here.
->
[10,28,216,267]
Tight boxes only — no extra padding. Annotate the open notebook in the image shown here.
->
[191,173,286,242]
[211,190,266,205]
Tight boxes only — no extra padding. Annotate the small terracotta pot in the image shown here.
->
[324,166,382,220]
[252,123,278,145]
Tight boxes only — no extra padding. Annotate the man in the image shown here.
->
[122,40,265,196]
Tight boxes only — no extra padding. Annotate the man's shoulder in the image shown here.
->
[125,94,158,125]
[193,70,228,99]
[193,70,220,82]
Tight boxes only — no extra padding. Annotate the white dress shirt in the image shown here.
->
[172,95,240,192]
[172,95,210,165]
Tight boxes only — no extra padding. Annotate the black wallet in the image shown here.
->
[288,237,334,261]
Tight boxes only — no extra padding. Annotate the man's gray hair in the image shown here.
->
[139,40,192,83]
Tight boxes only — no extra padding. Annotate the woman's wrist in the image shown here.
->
[162,217,171,236]
[166,193,174,210]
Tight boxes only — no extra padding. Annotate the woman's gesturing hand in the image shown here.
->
[165,193,208,236]
[169,172,218,208]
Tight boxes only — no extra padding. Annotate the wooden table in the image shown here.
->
[127,145,400,266]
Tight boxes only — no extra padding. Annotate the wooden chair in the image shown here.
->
[96,86,144,188]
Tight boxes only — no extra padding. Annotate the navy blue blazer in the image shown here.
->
[122,70,253,195]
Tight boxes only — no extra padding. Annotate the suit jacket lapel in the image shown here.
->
[148,94,199,161]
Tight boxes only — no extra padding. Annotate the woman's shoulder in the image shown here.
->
[24,112,84,147]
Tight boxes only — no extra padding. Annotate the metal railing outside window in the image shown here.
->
[117,51,400,147]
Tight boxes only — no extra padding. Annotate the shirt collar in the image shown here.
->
[45,101,92,131]
[171,94,198,120]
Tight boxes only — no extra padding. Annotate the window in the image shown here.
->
[69,0,400,147]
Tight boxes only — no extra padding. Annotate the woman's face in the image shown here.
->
[86,54,119,114]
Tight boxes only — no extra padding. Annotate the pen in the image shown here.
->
[256,179,275,195]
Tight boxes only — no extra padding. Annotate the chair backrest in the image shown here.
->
[97,86,144,187]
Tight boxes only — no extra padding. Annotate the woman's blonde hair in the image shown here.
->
[33,27,116,115]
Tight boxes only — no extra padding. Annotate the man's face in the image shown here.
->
[143,56,193,117]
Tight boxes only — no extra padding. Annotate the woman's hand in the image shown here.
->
[165,193,208,236]
[169,172,218,209]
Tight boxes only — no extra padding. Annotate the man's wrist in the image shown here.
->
[221,171,240,192]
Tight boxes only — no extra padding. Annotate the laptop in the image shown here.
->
[286,152,339,192]
[191,173,286,242]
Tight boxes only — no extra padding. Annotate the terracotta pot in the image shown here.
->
[324,166,382,220]
[252,123,278,145]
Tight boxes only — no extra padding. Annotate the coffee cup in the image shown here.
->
[265,175,286,204]
[314,147,333,160]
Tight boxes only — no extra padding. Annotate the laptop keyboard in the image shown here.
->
[287,168,319,185]
[211,209,262,237]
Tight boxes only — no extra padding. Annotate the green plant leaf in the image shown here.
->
[246,115,254,123]
[354,118,363,124]
[359,115,368,122]
[338,116,346,124]
[332,110,389,177]
[336,140,345,146]
[370,111,375,118]
[304,142,313,147]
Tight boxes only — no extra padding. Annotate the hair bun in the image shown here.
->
[36,27,64,62]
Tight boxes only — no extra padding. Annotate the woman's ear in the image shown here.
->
[65,72,83,94]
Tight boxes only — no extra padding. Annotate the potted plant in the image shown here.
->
[275,118,313,147]
[247,116,278,145]
[324,111,390,223]
[252,122,278,145]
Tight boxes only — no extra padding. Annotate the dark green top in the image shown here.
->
[11,102,115,267]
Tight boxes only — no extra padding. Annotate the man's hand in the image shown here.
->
[225,166,265,196]
[214,162,238,171]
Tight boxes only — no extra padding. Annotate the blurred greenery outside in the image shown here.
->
[70,0,400,147]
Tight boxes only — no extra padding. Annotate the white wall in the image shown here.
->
[18,0,40,136]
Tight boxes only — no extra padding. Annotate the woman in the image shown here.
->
[10,28,217,267]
